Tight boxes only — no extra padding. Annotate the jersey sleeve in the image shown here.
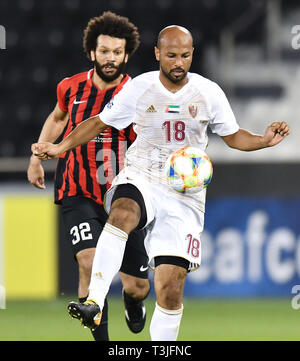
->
[56,78,69,113]
[207,82,239,136]
[99,80,137,130]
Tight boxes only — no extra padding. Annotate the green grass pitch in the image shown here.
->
[0,296,299,341]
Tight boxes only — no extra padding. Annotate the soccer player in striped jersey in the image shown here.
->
[27,12,150,340]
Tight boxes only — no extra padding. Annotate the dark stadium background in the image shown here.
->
[2,0,299,159]
[1,0,300,341]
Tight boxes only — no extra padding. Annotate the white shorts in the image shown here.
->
[104,168,205,271]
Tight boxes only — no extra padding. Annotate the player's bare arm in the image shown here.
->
[28,103,68,188]
[221,121,290,151]
[31,114,108,160]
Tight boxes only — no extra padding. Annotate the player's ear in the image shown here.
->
[124,53,129,64]
[154,46,160,61]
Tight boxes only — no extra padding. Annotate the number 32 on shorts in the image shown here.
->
[186,233,200,258]
[70,222,93,245]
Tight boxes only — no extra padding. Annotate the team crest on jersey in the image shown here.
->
[188,104,198,118]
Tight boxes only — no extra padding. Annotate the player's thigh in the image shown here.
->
[60,196,107,258]
[154,263,187,292]
[154,263,187,309]
[145,189,204,270]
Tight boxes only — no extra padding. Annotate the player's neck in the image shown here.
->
[159,72,188,93]
[92,71,123,90]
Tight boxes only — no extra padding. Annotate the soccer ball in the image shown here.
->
[166,146,213,194]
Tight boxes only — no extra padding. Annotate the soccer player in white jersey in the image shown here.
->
[32,25,290,340]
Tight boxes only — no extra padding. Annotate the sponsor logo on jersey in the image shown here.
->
[73,99,87,104]
[92,136,113,143]
[146,105,157,113]
[107,98,114,109]
[165,105,180,113]
[188,103,198,118]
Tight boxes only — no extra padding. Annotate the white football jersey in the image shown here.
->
[100,71,239,211]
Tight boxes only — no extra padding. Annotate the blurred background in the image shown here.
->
[1,0,300,341]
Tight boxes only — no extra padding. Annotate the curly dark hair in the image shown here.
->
[83,11,140,60]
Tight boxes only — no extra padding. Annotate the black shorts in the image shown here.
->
[60,196,149,279]
[154,256,190,271]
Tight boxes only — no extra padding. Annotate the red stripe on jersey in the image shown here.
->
[86,140,98,198]
[86,89,106,203]
[58,153,68,199]
[56,79,68,112]
[129,126,137,143]
[72,80,95,199]
[76,146,88,196]
[67,152,77,197]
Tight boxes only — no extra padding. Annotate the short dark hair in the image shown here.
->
[83,11,140,60]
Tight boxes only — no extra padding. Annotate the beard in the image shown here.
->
[161,65,188,84]
[94,57,127,82]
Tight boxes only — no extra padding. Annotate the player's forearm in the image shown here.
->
[222,128,267,151]
[56,115,108,155]
[30,111,68,164]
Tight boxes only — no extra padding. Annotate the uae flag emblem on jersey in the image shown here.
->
[165,105,180,113]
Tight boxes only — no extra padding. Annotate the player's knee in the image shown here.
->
[158,288,182,309]
[155,277,185,309]
[108,198,141,232]
[123,277,150,301]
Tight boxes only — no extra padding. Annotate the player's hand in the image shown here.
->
[31,142,60,160]
[262,121,290,147]
[27,155,46,189]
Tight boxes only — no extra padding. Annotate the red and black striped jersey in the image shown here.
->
[54,69,136,205]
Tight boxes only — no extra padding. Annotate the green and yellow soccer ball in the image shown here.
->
[166,146,213,194]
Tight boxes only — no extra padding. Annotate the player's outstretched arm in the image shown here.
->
[28,103,68,188]
[221,121,290,151]
[32,115,109,160]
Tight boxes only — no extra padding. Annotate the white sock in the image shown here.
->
[88,223,128,310]
[150,302,184,341]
